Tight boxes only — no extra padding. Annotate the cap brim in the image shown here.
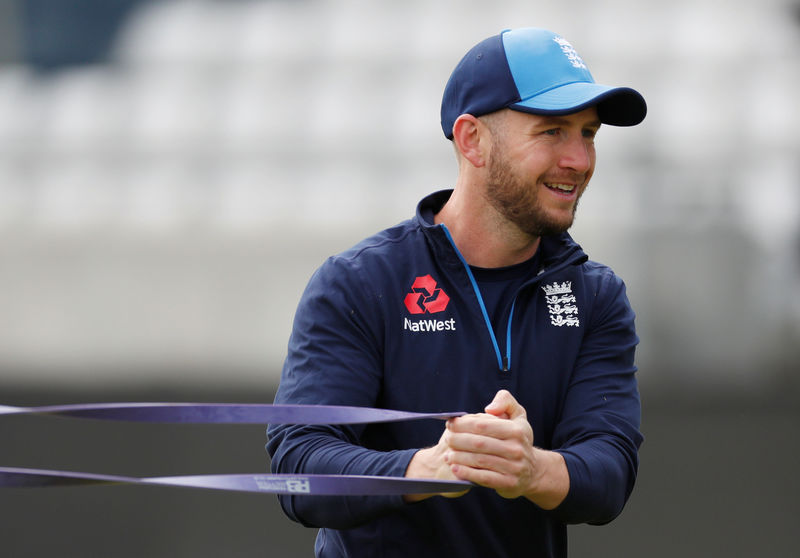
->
[510,82,647,126]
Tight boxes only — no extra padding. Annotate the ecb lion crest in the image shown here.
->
[541,281,580,327]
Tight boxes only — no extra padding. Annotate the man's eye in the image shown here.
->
[583,129,599,139]
[543,129,559,136]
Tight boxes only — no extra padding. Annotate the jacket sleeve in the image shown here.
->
[551,269,643,525]
[266,257,416,529]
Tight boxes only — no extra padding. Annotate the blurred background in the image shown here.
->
[0,0,798,556]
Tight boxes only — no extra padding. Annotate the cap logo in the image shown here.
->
[552,36,587,70]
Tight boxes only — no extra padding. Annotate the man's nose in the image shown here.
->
[559,135,593,174]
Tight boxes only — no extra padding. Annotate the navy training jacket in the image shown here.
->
[267,190,643,558]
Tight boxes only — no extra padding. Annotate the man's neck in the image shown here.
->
[434,188,540,269]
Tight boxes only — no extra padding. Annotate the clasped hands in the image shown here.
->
[404,389,568,510]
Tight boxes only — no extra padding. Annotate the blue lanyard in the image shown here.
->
[441,225,514,373]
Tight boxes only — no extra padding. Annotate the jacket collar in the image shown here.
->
[414,189,588,274]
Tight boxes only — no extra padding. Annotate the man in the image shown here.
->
[267,27,646,557]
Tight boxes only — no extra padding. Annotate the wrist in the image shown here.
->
[403,446,470,502]
[403,447,437,503]
[405,447,434,479]
[525,448,570,510]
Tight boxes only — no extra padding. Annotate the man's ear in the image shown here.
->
[452,114,489,168]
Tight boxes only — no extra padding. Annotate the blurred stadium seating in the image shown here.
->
[0,0,798,394]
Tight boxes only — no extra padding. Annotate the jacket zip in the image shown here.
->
[441,225,514,374]
[439,225,584,376]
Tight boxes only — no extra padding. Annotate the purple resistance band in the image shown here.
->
[0,402,464,424]
[0,467,471,495]
[0,402,470,495]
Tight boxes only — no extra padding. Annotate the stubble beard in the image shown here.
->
[485,147,582,238]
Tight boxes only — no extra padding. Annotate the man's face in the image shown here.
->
[483,107,599,238]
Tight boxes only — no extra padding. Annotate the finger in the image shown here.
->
[446,447,510,471]
[445,431,510,456]
[447,431,532,467]
[441,485,472,499]
[448,412,504,432]
[448,462,521,498]
[448,414,528,442]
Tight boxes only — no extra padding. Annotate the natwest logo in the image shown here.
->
[404,274,450,314]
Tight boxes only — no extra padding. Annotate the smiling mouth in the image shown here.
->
[544,182,577,194]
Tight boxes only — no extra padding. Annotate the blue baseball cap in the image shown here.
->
[440,28,647,139]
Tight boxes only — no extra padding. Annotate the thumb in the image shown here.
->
[484,389,525,420]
